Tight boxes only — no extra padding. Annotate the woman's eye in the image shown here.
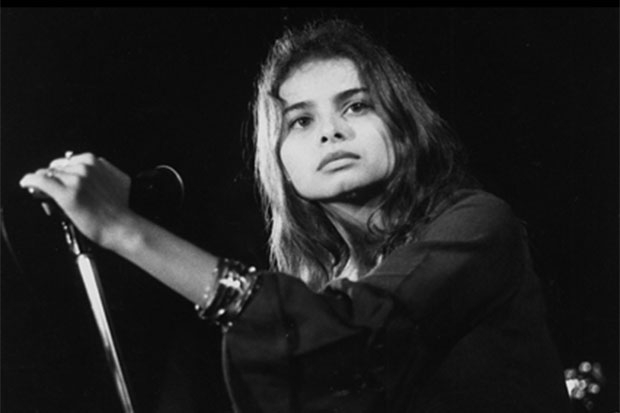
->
[289,116,312,129]
[345,101,372,115]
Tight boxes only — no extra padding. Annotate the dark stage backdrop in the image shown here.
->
[2,7,618,413]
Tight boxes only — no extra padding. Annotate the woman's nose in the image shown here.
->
[319,116,348,144]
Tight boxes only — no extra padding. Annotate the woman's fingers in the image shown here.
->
[19,152,134,246]
[49,152,97,169]
[20,167,84,212]
[19,167,65,195]
[20,151,127,208]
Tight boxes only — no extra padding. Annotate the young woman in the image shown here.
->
[19,19,571,413]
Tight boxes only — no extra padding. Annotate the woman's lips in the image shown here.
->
[317,151,360,171]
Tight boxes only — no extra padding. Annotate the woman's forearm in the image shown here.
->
[108,212,219,306]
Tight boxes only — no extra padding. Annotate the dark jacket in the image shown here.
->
[223,190,572,412]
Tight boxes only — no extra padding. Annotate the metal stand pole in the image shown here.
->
[60,219,136,413]
[26,163,185,412]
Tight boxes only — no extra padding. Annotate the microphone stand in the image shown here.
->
[49,204,135,413]
[27,163,184,412]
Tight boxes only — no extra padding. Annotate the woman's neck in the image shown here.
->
[322,198,386,278]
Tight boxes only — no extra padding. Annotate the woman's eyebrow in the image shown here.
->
[282,87,369,117]
[282,100,312,117]
[333,87,368,104]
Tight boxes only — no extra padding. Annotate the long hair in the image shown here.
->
[253,19,472,290]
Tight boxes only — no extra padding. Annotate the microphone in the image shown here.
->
[28,165,185,223]
[129,165,185,222]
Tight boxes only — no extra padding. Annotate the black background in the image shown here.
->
[2,7,618,413]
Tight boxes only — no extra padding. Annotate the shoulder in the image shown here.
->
[435,188,516,222]
[362,189,527,288]
[420,189,522,243]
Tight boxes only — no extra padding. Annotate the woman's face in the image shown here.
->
[278,58,394,204]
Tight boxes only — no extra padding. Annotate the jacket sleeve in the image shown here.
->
[222,191,529,411]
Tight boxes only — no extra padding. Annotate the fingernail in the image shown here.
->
[19,175,29,187]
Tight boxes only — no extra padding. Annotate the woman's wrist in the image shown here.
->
[195,257,260,328]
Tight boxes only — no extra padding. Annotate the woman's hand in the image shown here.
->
[20,151,221,305]
[19,152,134,250]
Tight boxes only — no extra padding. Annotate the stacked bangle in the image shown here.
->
[195,257,259,327]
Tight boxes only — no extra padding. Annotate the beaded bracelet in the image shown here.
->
[195,257,259,327]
